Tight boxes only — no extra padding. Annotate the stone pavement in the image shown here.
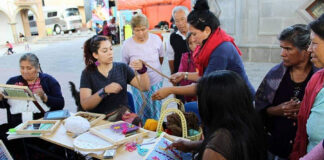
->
[0,43,48,57]
[0,36,277,124]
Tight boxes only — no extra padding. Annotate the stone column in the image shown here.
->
[9,23,18,43]
[35,0,46,37]
[78,6,87,28]
[20,10,31,37]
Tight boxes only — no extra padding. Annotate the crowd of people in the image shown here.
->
[0,0,324,159]
[95,17,119,45]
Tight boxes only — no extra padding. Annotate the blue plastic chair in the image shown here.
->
[127,91,135,113]
[184,101,201,123]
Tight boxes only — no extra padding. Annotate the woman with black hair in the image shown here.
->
[80,35,150,115]
[0,53,64,159]
[255,24,318,160]
[170,70,266,160]
[0,53,64,128]
[152,0,254,100]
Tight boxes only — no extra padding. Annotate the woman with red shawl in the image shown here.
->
[152,0,254,100]
[290,13,324,160]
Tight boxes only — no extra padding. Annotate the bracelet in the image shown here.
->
[184,72,188,80]
[98,88,108,98]
[137,64,147,74]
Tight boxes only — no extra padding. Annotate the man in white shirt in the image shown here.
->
[166,6,190,74]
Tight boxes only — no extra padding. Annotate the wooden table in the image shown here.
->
[40,120,175,160]
[8,119,183,159]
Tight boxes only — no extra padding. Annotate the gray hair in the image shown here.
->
[278,24,310,50]
[130,14,149,29]
[172,6,189,19]
[20,53,42,72]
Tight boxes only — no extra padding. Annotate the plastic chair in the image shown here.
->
[184,101,201,122]
[127,91,135,113]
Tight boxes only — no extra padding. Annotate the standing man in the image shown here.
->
[166,6,190,74]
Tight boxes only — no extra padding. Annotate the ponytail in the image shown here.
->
[83,35,109,70]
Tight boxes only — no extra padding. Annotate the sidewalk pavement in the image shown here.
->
[0,43,48,57]
[0,36,277,125]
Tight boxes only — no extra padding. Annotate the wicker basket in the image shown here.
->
[161,98,185,113]
[157,108,202,141]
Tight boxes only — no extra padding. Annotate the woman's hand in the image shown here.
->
[267,99,300,119]
[152,87,171,100]
[283,100,300,119]
[129,60,143,71]
[35,89,48,103]
[168,139,195,153]
[170,72,184,84]
[104,82,122,95]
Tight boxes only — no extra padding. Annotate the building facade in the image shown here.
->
[212,0,320,62]
[0,0,46,44]
[0,0,86,45]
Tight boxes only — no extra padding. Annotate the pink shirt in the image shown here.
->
[6,43,13,48]
[121,33,164,85]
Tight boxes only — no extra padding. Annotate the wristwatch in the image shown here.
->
[184,72,188,80]
[98,88,108,98]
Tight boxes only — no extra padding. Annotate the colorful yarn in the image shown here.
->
[136,144,149,156]
[188,129,199,136]
[144,119,158,131]
[125,141,149,156]
[125,142,137,152]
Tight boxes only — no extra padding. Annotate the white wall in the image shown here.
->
[16,13,25,36]
[0,12,13,45]
[211,0,315,62]
[217,0,309,47]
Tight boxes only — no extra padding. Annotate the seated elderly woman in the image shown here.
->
[170,70,266,160]
[80,35,150,116]
[0,53,64,128]
[290,13,324,160]
[0,53,64,159]
[255,24,318,160]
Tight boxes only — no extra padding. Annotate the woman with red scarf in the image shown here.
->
[290,13,324,160]
[152,0,254,100]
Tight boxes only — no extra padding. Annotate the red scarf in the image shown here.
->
[193,28,242,76]
[290,69,324,160]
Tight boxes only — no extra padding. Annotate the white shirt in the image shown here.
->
[166,30,187,61]
[8,94,50,114]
